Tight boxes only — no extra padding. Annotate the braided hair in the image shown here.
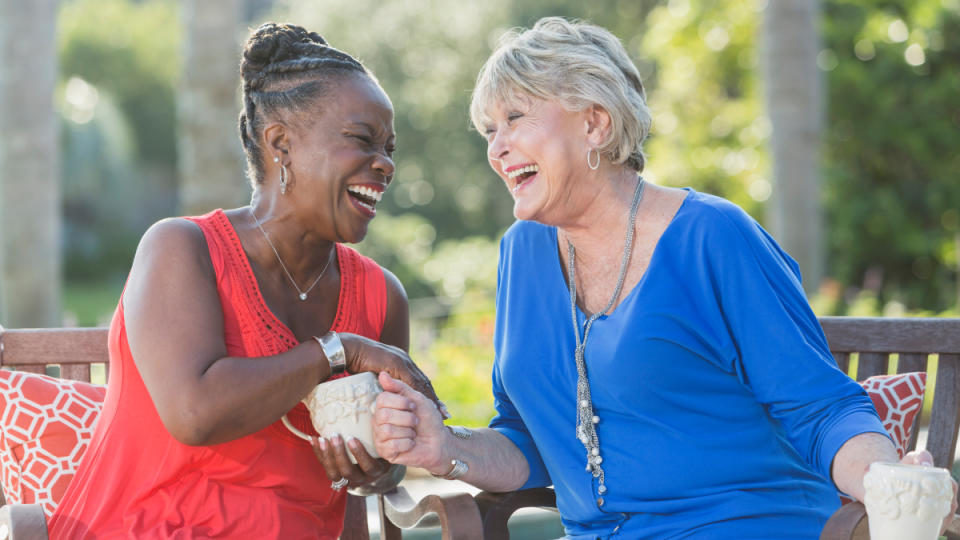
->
[238,23,369,185]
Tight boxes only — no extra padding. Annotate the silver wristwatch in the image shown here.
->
[432,459,469,480]
[315,331,346,375]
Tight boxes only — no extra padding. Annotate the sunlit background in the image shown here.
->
[2,0,959,426]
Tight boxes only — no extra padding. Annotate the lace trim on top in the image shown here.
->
[196,210,359,444]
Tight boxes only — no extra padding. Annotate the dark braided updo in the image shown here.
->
[238,23,369,185]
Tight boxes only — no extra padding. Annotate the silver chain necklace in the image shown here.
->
[250,208,334,301]
[566,176,645,507]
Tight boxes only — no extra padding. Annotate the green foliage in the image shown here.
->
[286,0,517,241]
[58,0,180,164]
[821,0,960,310]
[639,0,767,217]
[58,0,181,286]
[422,292,497,427]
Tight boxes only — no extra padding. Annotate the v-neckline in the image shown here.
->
[217,209,349,345]
[552,188,694,322]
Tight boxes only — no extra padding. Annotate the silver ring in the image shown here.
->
[330,478,349,491]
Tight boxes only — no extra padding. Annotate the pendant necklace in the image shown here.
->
[250,208,334,301]
[566,176,645,507]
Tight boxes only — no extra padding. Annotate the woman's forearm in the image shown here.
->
[437,427,530,492]
[831,432,899,500]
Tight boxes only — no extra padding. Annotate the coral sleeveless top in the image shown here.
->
[48,210,388,539]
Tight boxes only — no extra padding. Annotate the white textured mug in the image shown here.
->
[282,372,382,463]
[863,462,953,540]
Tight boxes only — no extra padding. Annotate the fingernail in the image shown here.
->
[318,438,327,451]
[332,433,341,444]
[346,436,358,448]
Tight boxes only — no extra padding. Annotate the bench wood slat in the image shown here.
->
[928,353,960,469]
[898,352,928,453]
[833,352,850,376]
[897,352,927,375]
[855,352,887,381]
[820,317,960,353]
[59,364,92,382]
[0,328,108,367]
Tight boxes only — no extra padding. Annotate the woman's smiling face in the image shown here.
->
[482,94,591,224]
[286,74,396,243]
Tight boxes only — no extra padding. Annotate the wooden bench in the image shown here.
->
[0,325,483,540]
[473,316,960,540]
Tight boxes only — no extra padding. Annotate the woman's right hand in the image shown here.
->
[338,333,447,417]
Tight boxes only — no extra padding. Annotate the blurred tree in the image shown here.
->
[178,0,247,215]
[822,0,960,310]
[0,0,62,326]
[286,0,517,242]
[58,0,181,283]
[762,0,823,293]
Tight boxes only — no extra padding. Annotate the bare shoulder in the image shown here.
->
[133,218,211,273]
[381,266,408,304]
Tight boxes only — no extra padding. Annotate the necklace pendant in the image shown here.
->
[299,293,308,301]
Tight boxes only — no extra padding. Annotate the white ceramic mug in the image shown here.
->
[282,372,382,463]
[863,462,953,540]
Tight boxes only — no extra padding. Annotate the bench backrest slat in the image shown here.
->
[820,316,960,353]
[928,353,960,469]
[1,328,108,374]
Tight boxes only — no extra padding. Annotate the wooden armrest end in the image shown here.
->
[379,487,482,539]
[944,514,960,540]
[0,504,48,540]
[819,502,867,540]
[474,487,556,540]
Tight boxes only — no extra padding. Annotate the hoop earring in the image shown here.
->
[587,148,600,170]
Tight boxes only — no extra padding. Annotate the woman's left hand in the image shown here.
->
[901,450,958,535]
[311,434,391,492]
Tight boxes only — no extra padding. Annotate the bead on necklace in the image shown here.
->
[566,177,645,504]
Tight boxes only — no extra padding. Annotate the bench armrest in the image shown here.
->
[474,487,557,540]
[378,486,482,540]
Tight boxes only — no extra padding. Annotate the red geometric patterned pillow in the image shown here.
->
[860,372,926,458]
[0,369,105,517]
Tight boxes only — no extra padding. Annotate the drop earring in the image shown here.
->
[274,156,288,195]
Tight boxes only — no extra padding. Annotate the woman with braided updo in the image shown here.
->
[48,23,439,538]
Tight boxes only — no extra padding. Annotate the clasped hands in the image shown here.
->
[310,334,448,491]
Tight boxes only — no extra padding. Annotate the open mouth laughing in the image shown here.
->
[347,184,384,217]
[505,163,539,193]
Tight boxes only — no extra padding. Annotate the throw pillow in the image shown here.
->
[0,369,105,517]
[860,372,926,458]
[837,371,926,505]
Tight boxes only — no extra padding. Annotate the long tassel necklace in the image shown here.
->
[567,176,645,507]
[250,208,334,301]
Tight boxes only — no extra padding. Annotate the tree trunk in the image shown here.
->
[177,0,246,216]
[0,0,61,326]
[761,0,824,294]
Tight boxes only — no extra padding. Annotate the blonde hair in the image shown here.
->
[470,17,652,172]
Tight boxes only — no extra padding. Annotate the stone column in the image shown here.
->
[761,0,824,293]
[177,0,246,216]
[0,0,61,326]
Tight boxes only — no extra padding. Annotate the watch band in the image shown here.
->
[314,332,346,375]
[432,459,469,480]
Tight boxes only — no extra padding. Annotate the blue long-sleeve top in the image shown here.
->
[489,189,886,539]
